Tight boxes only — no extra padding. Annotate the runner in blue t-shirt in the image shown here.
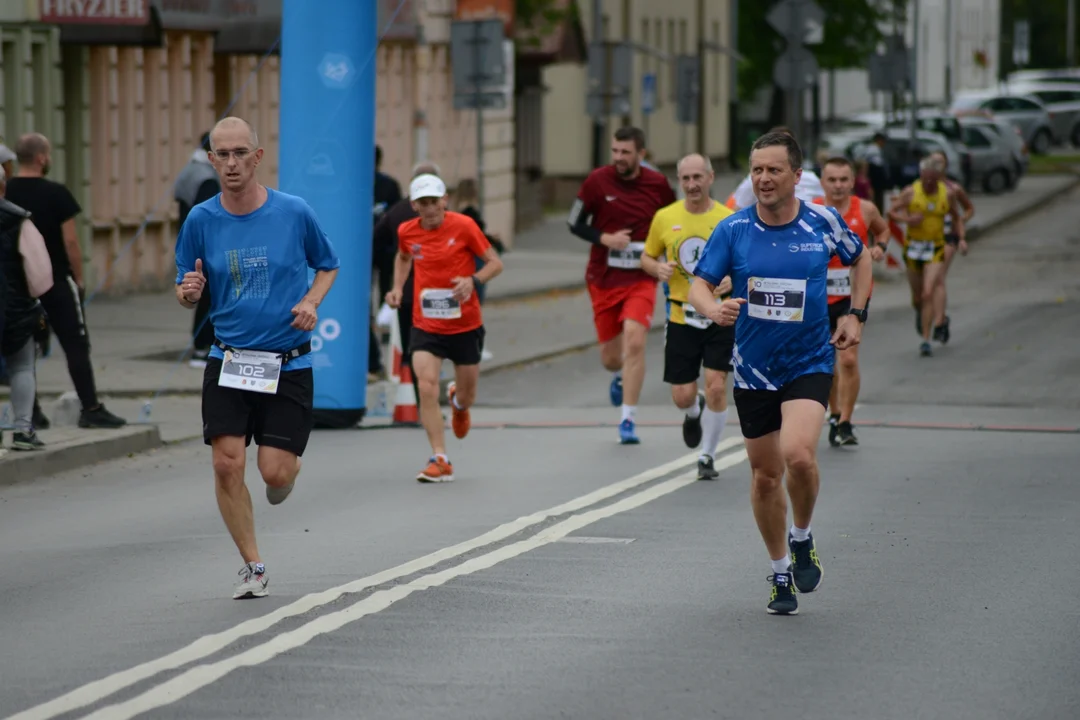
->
[175,117,340,600]
[689,131,872,616]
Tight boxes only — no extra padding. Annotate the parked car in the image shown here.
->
[1003,82,1080,147]
[957,113,1029,182]
[949,90,1055,154]
[957,123,1019,193]
[1006,68,1080,85]
[844,127,968,190]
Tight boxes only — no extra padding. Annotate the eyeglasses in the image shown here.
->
[212,148,254,160]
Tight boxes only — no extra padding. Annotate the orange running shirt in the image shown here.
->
[397,211,492,334]
[813,196,871,305]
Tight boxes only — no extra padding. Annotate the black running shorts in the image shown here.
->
[663,321,735,384]
[733,373,833,440]
[202,358,314,456]
[409,326,486,366]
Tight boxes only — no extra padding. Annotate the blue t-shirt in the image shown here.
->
[694,200,863,390]
[175,188,340,371]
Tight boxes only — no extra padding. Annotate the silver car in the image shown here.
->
[957,113,1029,181]
[949,91,1055,155]
[1005,82,1080,147]
[956,122,1019,194]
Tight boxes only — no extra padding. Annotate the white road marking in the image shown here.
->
[83,449,749,720]
[8,438,742,720]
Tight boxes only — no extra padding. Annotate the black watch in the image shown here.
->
[848,307,868,323]
[471,274,483,287]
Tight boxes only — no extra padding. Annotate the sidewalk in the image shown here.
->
[2,171,1077,484]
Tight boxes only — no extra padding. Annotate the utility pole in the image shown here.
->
[944,0,952,106]
[591,0,605,169]
[1069,0,1077,68]
[909,0,919,149]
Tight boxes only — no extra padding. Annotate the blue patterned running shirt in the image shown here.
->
[693,200,863,390]
[175,188,339,371]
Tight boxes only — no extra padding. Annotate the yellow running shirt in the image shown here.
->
[644,199,734,325]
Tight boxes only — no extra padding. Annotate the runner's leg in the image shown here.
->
[412,350,446,455]
[212,435,259,564]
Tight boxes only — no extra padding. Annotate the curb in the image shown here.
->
[0,424,162,487]
[967,175,1080,242]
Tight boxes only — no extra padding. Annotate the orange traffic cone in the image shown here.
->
[389,310,420,426]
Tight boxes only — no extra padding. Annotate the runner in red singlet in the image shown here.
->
[815,157,891,447]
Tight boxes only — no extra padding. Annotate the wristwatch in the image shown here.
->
[471,274,484,287]
[848,307,868,323]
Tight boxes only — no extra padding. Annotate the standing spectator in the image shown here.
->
[0,168,53,451]
[452,178,505,308]
[4,133,126,428]
[862,131,891,211]
[0,143,14,183]
[174,131,221,368]
[369,145,403,379]
[853,159,873,200]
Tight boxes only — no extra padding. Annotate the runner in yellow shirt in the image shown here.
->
[889,156,964,357]
[642,153,734,480]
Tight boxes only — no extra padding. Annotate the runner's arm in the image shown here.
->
[887,187,915,224]
[946,188,967,241]
[955,185,975,223]
[567,187,602,244]
[863,202,892,250]
[472,246,503,286]
[641,213,667,278]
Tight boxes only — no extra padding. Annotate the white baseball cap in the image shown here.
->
[409,173,446,201]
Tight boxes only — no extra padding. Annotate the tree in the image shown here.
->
[515,0,576,44]
[737,0,890,102]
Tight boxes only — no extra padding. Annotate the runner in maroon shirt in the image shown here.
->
[567,127,676,444]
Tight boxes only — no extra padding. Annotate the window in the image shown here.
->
[667,19,675,100]
[32,42,47,134]
[679,19,687,54]
[654,19,663,106]
[2,39,16,143]
[962,126,992,148]
[712,20,721,105]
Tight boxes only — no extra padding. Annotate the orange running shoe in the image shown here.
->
[447,381,471,439]
[417,455,454,483]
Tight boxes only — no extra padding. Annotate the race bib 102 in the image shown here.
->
[682,303,713,330]
[747,277,806,323]
[608,241,645,269]
[420,288,462,319]
[826,267,851,297]
[218,349,282,394]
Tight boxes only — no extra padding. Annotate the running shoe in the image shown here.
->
[447,382,471,439]
[836,421,858,446]
[697,455,719,480]
[920,341,933,357]
[417,456,454,483]
[12,431,45,451]
[618,418,639,445]
[233,562,269,599]
[682,392,705,448]
[827,415,840,447]
[767,569,799,615]
[609,375,623,406]
[789,533,824,593]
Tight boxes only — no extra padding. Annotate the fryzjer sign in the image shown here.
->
[40,0,150,24]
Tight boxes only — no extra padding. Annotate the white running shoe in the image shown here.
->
[233,562,269,599]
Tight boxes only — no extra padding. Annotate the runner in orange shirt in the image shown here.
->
[814,157,890,447]
[386,174,503,483]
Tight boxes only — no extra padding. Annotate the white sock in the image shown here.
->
[613,370,622,382]
[699,407,728,459]
[683,396,702,420]
[451,395,464,410]
[771,556,791,574]
[435,453,449,463]
[621,405,636,422]
[790,524,811,542]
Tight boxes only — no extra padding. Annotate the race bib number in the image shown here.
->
[607,241,645,269]
[420,288,461,319]
[682,303,713,330]
[747,277,806,322]
[218,349,281,394]
[826,268,851,297]
[906,239,934,261]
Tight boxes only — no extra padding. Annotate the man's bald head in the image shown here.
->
[210,117,259,152]
[15,133,50,165]
[676,153,712,177]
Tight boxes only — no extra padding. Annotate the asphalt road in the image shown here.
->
[3,191,1080,720]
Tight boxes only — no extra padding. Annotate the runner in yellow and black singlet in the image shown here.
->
[888,156,965,357]
[642,153,733,480]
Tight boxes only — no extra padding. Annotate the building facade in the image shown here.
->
[539,0,736,205]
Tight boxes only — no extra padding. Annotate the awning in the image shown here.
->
[52,0,283,55]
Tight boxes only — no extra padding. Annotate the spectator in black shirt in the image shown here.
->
[368,145,403,378]
[173,131,221,366]
[5,133,126,428]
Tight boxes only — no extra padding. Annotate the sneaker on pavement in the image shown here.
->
[697,455,719,480]
[233,562,269,599]
[682,392,705,448]
[789,533,824,593]
[618,418,639,445]
[12,431,46,451]
[827,415,840,447]
[447,382,471,439]
[767,569,799,615]
[837,421,858,446]
[78,404,127,429]
[920,341,933,357]
[417,456,454,483]
[609,375,623,406]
